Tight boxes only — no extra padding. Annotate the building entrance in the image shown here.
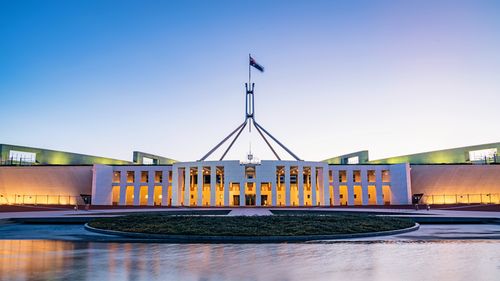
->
[233,195,240,206]
[260,195,268,206]
[245,194,256,206]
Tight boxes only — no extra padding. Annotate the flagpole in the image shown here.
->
[248,53,252,133]
[248,53,251,85]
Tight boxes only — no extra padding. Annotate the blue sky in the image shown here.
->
[1,0,500,162]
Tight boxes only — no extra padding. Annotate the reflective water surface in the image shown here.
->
[1,240,499,281]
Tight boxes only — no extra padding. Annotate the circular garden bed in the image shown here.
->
[86,213,418,242]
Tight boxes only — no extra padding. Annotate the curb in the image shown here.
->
[84,223,420,243]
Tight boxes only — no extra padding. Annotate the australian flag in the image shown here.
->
[249,56,264,72]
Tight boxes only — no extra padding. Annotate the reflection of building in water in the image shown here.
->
[0,240,77,280]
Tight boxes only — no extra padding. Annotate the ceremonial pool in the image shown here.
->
[1,239,499,281]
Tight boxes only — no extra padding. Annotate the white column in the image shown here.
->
[133,185,140,206]
[223,174,229,206]
[361,169,369,206]
[375,169,384,205]
[311,167,317,205]
[332,169,340,206]
[171,168,178,206]
[119,170,127,205]
[239,182,245,206]
[298,165,304,206]
[210,166,216,206]
[147,186,154,206]
[162,170,169,206]
[256,182,261,206]
[333,186,340,206]
[322,167,329,206]
[184,167,191,206]
[197,166,203,206]
[285,165,291,206]
[119,185,126,206]
[347,170,354,205]
[147,171,154,206]
[271,181,277,206]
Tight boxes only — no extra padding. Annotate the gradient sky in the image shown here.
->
[1,0,500,162]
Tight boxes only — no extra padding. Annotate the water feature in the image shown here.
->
[1,240,499,281]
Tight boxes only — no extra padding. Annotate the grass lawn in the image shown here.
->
[88,213,415,236]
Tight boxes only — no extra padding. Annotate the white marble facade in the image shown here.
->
[91,161,411,206]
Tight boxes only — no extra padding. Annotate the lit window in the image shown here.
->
[382,170,390,182]
[245,166,255,179]
[368,170,376,182]
[113,171,121,183]
[126,171,135,183]
[339,171,347,183]
[469,148,497,162]
[347,156,359,164]
[8,150,36,163]
[141,171,148,183]
[155,171,162,183]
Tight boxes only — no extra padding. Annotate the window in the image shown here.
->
[469,148,497,162]
[368,170,376,182]
[203,175,211,184]
[141,171,148,183]
[353,170,361,183]
[245,166,255,179]
[113,171,121,183]
[155,171,162,183]
[347,156,359,164]
[339,171,347,183]
[126,171,135,183]
[291,166,298,184]
[8,150,36,163]
[382,170,390,182]
[142,157,155,165]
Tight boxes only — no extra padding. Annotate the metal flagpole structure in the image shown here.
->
[198,55,302,161]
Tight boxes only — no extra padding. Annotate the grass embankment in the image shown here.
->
[88,213,415,236]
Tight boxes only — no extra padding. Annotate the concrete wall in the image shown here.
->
[389,163,412,204]
[91,164,114,205]
[411,165,500,204]
[0,166,93,204]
